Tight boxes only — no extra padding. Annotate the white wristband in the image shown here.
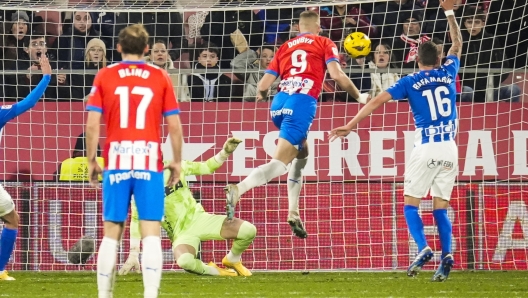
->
[444,10,454,16]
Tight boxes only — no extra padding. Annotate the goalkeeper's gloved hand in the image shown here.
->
[223,137,243,154]
[118,251,141,275]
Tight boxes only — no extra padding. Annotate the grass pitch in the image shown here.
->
[3,271,528,297]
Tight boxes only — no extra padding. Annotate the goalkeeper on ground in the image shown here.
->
[119,138,256,277]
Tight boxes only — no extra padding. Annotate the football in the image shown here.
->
[343,32,372,59]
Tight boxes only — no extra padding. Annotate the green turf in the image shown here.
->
[3,271,528,297]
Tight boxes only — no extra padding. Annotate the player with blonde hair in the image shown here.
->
[224,10,369,238]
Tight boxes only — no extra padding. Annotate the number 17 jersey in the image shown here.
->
[265,33,340,100]
[86,61,180,172]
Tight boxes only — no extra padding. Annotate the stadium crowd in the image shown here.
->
[0,0,525,102]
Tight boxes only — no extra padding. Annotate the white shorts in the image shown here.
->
[404,141,458,201]
[0,184,14,217]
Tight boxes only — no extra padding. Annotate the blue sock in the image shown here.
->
[404,205,428,252]
[433,209,452,259]
[0,228,18,271]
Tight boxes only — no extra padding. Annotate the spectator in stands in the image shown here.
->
[323,50,371,102]
[320,4,378,43]
[186,43,232,102]
[4,35,68,101]
[367,43,400,98]
[92,0,122,62]
[372,0,422,39]
[391,12,430,69]
[230,32,279,101]
[460,8,521,102]
[486,0,528,69]
[200,0,264,69]
[53,11,100,69]
[3,11,30,67]
[145,39,189,101]
[71,38,107,100]
[117,0,184,61]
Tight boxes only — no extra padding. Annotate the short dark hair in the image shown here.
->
[418,41,439,66]
[261,45,276,53]
[150,39,168,48]
[23,35,46,47]
[194,42,220,60]
[118,24,149,56]
[462,7,486,23]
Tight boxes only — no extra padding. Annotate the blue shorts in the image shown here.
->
[102,170,165,222]
[270,92,317,150]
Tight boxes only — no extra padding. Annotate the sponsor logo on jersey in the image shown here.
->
[1,105,12,110]
[108,140,159,171]
[270,108,293,117]
[109,170,151,185]
[424,123,456,136]
[332,47,339,56]
[89,87,96,95]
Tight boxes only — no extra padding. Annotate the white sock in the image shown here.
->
[142,236,163,298]
[97,237,118,298]
[238,159,288,195]
[203,263,220,276]
[226,251,241,263]
[287,158,307,218]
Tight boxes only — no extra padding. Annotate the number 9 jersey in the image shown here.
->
[264,33,340,100]
[86,61,180,173]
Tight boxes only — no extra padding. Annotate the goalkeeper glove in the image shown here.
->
[118,250,141,275]
[223,137,243,154]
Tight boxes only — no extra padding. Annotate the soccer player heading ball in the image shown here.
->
[86,24,183,297]
[119,137,256,277]
[329,0,462,282]
[0,56,52,281]
[224,10,369,238]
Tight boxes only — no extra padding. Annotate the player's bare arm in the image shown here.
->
[327,61,369,104]
[256,73,278,102]
[441,0,462,58]
[328,91,392,141]
[165,114,183,187]
[85,111,103,188]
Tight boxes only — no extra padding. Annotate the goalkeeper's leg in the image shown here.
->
[173,240,237,277]
[287,143,308,239]
[220,218,257,276]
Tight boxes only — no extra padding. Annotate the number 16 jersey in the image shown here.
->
[86,61,180,172]
[265,33,340,100]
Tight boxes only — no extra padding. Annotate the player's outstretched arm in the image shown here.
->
[327,61,369,104]
[86,111,103,187]
[256,73,278,102]
[165,114,183,187]
[10,56,52,119]
[328,91,392,141]
[441,0,462,59]
[184,137,243,176]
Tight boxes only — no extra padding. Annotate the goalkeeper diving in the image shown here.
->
[119,138,256,277]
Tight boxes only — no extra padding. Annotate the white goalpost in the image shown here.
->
[0,0,526,272]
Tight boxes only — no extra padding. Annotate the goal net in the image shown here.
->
[0,0,526,272]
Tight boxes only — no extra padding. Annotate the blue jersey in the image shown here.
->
[387,55,460,145]
[0,75,50,129]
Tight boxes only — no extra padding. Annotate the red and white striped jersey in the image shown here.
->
[87,61,180,172]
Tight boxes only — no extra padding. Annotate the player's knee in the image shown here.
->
[2,209,19,229]
[176,253,196,271]
[238,221,257,241]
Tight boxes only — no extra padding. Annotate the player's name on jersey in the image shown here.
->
[412,76,453,90]
[118,67,151,79]
[287,36,315,48]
